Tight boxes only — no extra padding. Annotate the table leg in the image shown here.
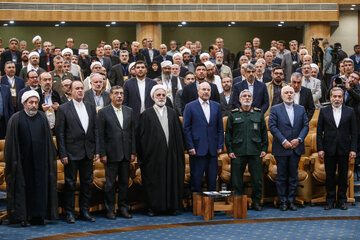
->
[233,195,247,219]
[203,196,214,220]
[193,193,202,216]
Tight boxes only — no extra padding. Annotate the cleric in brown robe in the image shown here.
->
[138,85,185,216]
[4,90,58,227]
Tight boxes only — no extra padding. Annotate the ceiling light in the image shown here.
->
[280,21,284,24]
[55,24,60,27]
[9,20,14,24]
[178,24,182,27]
[3,24,8,26]
[231,21,235,24]
[352,5,356,7]
[106,24,110,27]
[350,7,355,10]
[181,21,186,25]
[228,24,231,27]
[111,21,116,25]
[278,24,283,27]
[60,21,66,24]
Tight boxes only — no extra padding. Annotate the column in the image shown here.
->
[136,23,162,49]
[304,22,330,55]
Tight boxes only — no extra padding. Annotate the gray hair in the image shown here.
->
[281,85,294,95]
[291,72,302,81]
[89,73,103,82]
[330,87,344,97]
[239,89,252,98]
[244,63,255,72]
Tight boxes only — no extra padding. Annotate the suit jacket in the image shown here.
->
[232,68,241,79]
[317,105,357,156]
[302,76,322,109]
[19,66,46,81]
[281,52,300,82]
[36,88,61,111]
[0,50,22,75]
[128,52,145,64]
[95,57,112,74]
[350,54,360,72]
[269,103,309,156]
[140,48,160,66]
[39,55,54,72]
[221,47,231,66]
[83,89,111,108]
[109,64,125,86]
[60,95,70,104]
[0,75,25,97]
[181,81,220,112]
[98,105,136,162]
[153,54,173,63]
[345,85,360,133]
[297,87,315,120]
[55,100,99,160]
[272,57,282,66]
[230,80,269,113]
[0,84,15,126]
[183,99,224,156]
[220,92,232,116]
[265,80,288,116]
[123,77,157,122]
[109,55,120,67]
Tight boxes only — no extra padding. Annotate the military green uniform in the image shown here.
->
[225,107,268,205]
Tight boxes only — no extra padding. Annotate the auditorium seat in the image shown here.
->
[0,140,5,188]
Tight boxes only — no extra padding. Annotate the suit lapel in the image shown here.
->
[338,105,345,128]
[69,100,85,132]
[109,105,122,129]
[280,103,292,126]
[299,89,305,105]
[133,79,141,101]
[196,100,208,124]
[328,106,337,128]
[84,102,92,133]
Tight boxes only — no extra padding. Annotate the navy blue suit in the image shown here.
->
[153,54,173,64]
[140,48,160,67]
[123,77,157,124]
[0,84,15,138]
[230,80,269,113]
[350,54,360,72]
[1,75,25,97]
[269,103,309,203]
[183,99,224,192]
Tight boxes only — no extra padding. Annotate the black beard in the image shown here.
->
[274,78,283,83]
[183,59,190,64]
[22,58,28,62]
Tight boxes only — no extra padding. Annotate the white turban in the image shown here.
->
[150,85,167,98]
[181,48,191,55]
[204,61,214,67]
[28,51,40,59]
[200,53,210,60]
[310,63,319,72]
[161,60,172,68]
[129,62,136,70]
[90,61,102,70]
[172,53,182,60]
[32,35,42,44]
[61,48,73,56]
[21,90,40,104]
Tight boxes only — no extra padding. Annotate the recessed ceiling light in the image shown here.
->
[106,24,110,27]
[178,24,182,27]
[111,21,116,25]
[280,21,284,24]
[278,24,283,27]
[350,7,355,10]
[228,24,231,27]
[181,21,186,25]
[60,21,66,24]
[352,4,356,7]
[3,24,8,26]
[55,24,60,27]
[231,21,235,24]
[9,20,14,24]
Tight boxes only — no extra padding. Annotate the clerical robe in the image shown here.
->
[138,106,185,211]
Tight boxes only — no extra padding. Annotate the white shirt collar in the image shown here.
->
[284,103,294,109]
[198,97,209,105]
[73,99,84,106]
[332,104,342,112]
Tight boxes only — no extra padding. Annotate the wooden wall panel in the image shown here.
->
[0,10,339,22]
[304,22,331,54]
[136,23,162,48]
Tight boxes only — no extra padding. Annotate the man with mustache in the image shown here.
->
[265,66,287,117]
[5,90,58,227]
[39,41,54,72]
[269,86,309,211]
[138,85,185,217]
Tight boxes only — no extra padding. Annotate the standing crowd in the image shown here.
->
[0,35,359,226]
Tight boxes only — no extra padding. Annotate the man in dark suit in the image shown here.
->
[98,86,135,219]
[1,61,25,110]
[56,80,99,224]
[60,79,73,104]
[183,82,224,193]
[317,87,357,210]
[291,72,315,120]
[140,38,160,67]
[0,83,15,139]
[269,86,309,211]
[18,70,40,111]
[230,63,269,113]
[220,77,233,116]
[350,44,360,72]
[83,73,111,112]
[281,40,300,82]
[39,41,54,72]
[109,50,131,86]
[181,63,220,112]
[95,46,112,74]
[128,41,145,64]
[153,44,172,64]
[123,60,157,124]
[0,38,22,75]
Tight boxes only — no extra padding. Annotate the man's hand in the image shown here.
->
[282,141,292,149]
[344,81,351,91]
[188,149,196,155]
[93,154,100,161]
[260,151,266,158]
[318,151,325,159]
[349,151,356,160]
[61,157,68,165]
[52,102,59,111]
[42,104,50,111]
[100,156,107,164]
[217,149,222,154]
[131,154,136,162]
[290,139,300,149]
[228,152,236,159]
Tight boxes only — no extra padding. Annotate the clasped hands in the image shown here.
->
[282,139,300,149]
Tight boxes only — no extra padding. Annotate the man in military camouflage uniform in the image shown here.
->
[225,89,268,211]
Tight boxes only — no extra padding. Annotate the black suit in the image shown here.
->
[128,52,145,64]
[221,47,231,67]
[0,50,22,75]
[153,54,172,64]
[39,55,54,72]
[181,81,220,113]
[98,104,136,213]
[232,68,241,79]
[297,87,315,120]
[220,92,232,116]
[109,64,125,86]
[55,100,99,214]
[109,55,120,67]
[317,105,358,203]
[140,48,160,66]
[60,95,70,104]
[83,89,111,109]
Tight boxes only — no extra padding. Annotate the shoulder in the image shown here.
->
[59,100,72,110]
[15,76,24,82]
[343,105,355,114]
[210,100,221,107]
[253,107,261,112]
[111,63,121,70]
[98,105,111,114]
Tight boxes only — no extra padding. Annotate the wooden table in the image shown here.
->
[193,193,247,220]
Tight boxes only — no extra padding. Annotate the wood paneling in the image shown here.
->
[136,23,162,48]
[0,10,339,22]
[304,22,331,54]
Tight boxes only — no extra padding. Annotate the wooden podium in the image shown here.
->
[193,193,247,220]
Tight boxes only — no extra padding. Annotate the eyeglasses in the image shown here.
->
[241,94,252,98]
[273,72,284,75]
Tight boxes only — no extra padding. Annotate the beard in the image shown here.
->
[162,73,171,81]
[274,77,283,83]
[155,99,166,107]
[24,108,38,117]
[22,57,28,62]
[183,59,190,65]
[242,101,252,108]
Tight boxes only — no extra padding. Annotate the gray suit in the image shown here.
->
[281,52,300,83]
[83,89,111,108]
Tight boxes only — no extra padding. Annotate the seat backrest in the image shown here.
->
[267,132,273,153]
[0,140,5,162]
[223,116,228,131]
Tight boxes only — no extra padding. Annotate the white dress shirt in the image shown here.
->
[137,78,146,113]
[284,103,294,127]
[199,98,210,123]
[246,80,254,95]
[294,90,300,105]
[332,105,342,128]
[112,104,123,127]
[73,99,89,133]
[154,104,165,116]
